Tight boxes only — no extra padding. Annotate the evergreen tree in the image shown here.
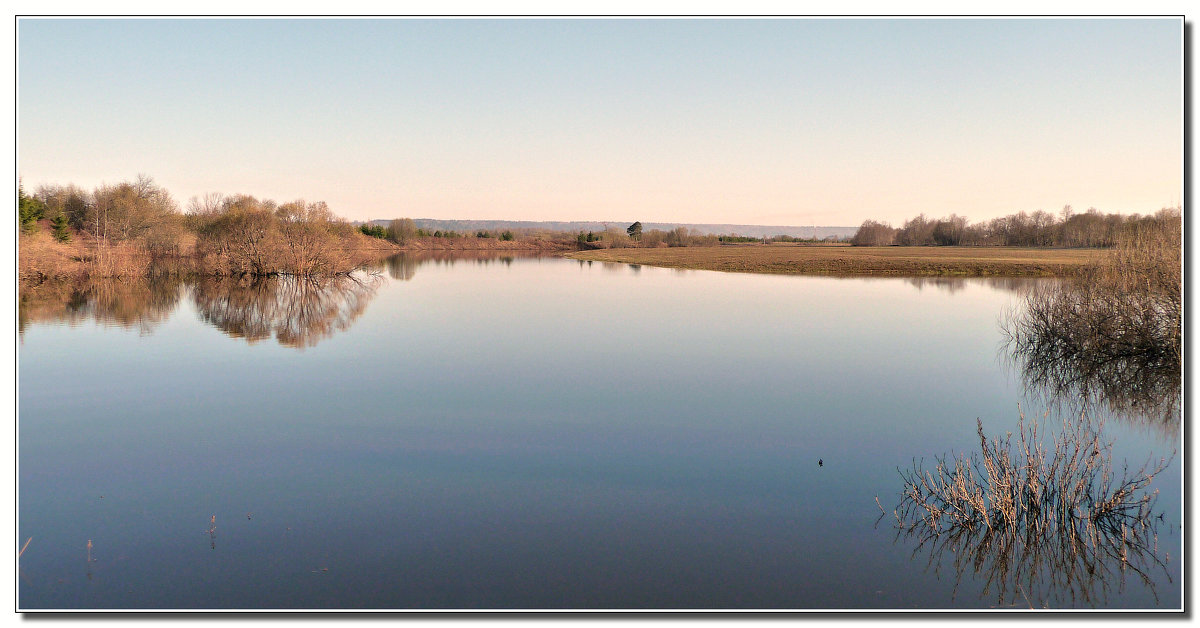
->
[18,184,45,234]
[51,213,71,242]
[626,221,642,240]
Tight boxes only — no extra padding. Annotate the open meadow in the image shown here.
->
[567,244,1101,277]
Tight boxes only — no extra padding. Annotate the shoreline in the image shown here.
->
[564,244,1101,277]
[17,232,572,282]
[18,237,1105,282]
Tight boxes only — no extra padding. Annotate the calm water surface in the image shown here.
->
[18,253,1181,609]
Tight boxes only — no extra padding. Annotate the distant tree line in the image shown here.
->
[360,219,519,243]
[716,234,845,244]
[575,221,854,249]
[606,222,721,248]
[851,207,1181,248]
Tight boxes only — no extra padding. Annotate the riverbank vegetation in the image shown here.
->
[570,207,1181,278]
[19,176,398,281]
[888,209,1183,606]
[1003,207,1181,427]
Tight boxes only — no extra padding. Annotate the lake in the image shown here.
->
[17,253,1182,610]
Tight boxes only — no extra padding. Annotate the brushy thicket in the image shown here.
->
[21,176,393,280]
[189,195,367,276]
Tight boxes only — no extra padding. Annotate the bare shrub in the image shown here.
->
[88,175,183,250]
[1003,209,1181,426]
[640,229,667,248]
[892,409,1173,607]
[387,218,417,243]
[602,227,633,248]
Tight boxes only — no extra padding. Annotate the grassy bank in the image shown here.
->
[565,244,1100,277]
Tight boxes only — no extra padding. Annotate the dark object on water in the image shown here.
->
[818,459,823,467]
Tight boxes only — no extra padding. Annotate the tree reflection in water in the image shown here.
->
[190,274,381,348]
[360,250,535,281]
[903,276,1032,295]
[21,252,550,348]
[19,276,185,337]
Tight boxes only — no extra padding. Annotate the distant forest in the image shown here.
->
[851,207,1181,247]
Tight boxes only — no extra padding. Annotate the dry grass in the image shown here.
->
[897,410,1168,534]
[892,409,1173,606]
[566,244,1098,277]
[18,230,91,281]
[19,229,197,280]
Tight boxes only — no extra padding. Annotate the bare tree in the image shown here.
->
[851,219,896,246]
[386,217,417,243]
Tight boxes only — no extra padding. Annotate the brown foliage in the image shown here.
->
[192,195,378,276]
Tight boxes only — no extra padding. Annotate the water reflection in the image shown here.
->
[360,250,545,280]
[18,276,184,337]
[19,273,382,350]
[1003,283,1181,432]
[383,255,417,281]
[191,274,381,349]
[889,412,1173,608]
[19,252,557,349]
[904,276,1032,295]
[892,494,1171,608]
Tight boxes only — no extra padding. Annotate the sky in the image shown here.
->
[17,17,1183,226]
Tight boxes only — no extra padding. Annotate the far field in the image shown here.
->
[565,244,1101,277]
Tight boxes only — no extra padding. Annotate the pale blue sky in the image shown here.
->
[18,18,1182,225]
